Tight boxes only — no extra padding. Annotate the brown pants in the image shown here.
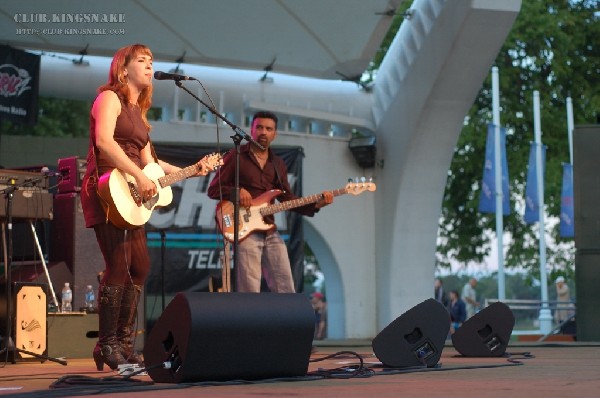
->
[93,223,150,286]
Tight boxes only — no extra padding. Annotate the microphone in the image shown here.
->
[41,166,63,178]
[153,71,196,81]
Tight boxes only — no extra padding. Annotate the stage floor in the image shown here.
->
[0,341,599,397]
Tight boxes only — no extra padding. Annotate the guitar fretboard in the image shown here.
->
[158,164,200,188]
[260,187,348,216]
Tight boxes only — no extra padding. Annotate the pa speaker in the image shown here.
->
[372,298,449,368]
[451,302,514,357]
[143,292,315,383]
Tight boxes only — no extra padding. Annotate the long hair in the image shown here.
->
[97,43,153,130]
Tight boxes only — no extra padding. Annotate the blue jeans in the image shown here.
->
[236,231,295,293]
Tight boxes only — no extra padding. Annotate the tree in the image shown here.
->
[365,1,599,282]
[0,97,91,137]
[437,0,599,281]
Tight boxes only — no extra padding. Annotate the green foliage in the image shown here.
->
[438,1,599,277]
[0,97,91,137]
[367,1,599,280]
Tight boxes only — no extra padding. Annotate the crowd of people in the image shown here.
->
[435,275,574,335]
[435,278,479,334]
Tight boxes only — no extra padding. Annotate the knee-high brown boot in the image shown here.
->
[117,284,144,365]
[93,284,128,371]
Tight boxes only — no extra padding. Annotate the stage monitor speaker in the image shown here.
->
[451,302,514,357]
[372,298,449,368]
[143,292,315,383]
[0,282,47,361]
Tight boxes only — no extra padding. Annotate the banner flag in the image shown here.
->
[559,163,575,238]
[479,124,510,215]
[0,45,40,125]
[524,142,546,223]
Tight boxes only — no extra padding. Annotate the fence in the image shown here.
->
[484,299,576,339]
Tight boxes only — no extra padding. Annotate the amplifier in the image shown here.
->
[57,156,86,194]
[0,169,49,190]
[0,188,53,220]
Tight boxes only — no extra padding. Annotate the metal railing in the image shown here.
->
[484,298,576,340]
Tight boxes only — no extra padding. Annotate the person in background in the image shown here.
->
[434,278,448,307]
[554,276,573,324]
[448,290,466,334]
[311,292,327,340]
[461,277,480,319]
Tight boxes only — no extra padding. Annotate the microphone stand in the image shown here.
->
[1,178,67,365]
[174,80,264,292]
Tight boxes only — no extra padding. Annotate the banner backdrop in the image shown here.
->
[145,144,305,322]
[0,45,40,125]
[524,142,546,224]
[478,124,510,215]
[559,163,575,238]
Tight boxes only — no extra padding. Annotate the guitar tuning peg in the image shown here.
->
[347,178,353,183]
[360,176,366,183]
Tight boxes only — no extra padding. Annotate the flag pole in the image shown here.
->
[566,97,574,165]
[534,90,552,334]
[492,66,506,301]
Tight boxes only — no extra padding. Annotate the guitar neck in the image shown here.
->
[261,187,348,216]
[157,164,199,188]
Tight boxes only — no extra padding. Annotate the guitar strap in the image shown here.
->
[271,154,286,193]
[89,133,112,224]
[148,136,160,164]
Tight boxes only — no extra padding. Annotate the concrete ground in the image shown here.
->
[0,341,598,397]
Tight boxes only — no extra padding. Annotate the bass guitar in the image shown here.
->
[216,179,376,242]
[97,153,222,229]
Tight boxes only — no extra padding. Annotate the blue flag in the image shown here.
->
[560,163,575,238]
[524,142,546,223]
[479,124,510,215]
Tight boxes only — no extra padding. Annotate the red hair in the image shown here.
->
[98,43,153,130]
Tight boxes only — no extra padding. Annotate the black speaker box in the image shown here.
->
[451,302,514,357]
[372,298,449,368]
[575,252,600,341]
[143,292,315,383]
[49,192,104,309]
[573,125,600,250]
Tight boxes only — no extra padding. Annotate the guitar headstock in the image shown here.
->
[345,177,376,195]
[199,152,224,174]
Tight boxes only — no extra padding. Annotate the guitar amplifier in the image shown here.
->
[57,156,87,194]
[0,188,53,220]
[0,169,49,190]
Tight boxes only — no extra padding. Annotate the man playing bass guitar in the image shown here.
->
[207,111,333,293]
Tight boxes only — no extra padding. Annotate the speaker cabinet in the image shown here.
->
[144,292,315,383]
[0,282,47,361]
[372,298,450,368]
[573,125,600,250]
[451,302,514,357]
[575,252,600,341]
[57,156,86,194]
[50,192,104,310]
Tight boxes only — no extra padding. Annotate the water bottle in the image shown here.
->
[84,285,95,311]
[61,282,73,312]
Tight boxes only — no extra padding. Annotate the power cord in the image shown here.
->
[307,350,374,379]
